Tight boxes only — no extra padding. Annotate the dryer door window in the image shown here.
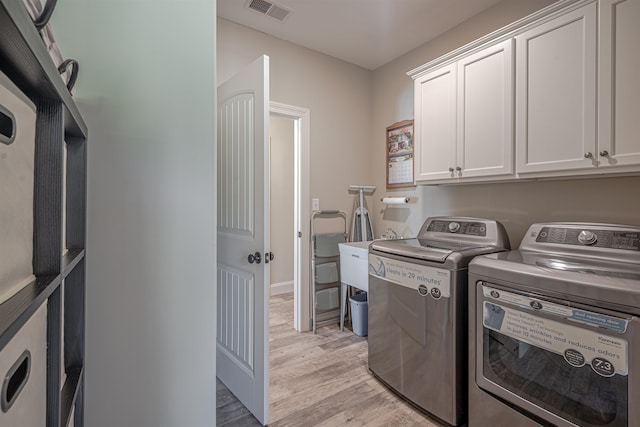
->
[477,291,630,427]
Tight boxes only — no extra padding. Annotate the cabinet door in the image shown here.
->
[414,63,457,181]
[515,3,597,174]
[457,39,514,179]
[599,0,640,168]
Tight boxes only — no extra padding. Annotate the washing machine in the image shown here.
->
[468,222,640,427]
[368,216,510,426]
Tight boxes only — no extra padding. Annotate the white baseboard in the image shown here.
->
[271,280,294,295]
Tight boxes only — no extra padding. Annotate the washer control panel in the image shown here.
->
[427,220,487,236]
[578,230,598,245]
[535,226,640,251]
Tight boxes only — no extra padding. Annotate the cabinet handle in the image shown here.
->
[57,59,79,92]
[0,106,16,145]
[584,152,593,159]
[455,166,462,171]
[599,150,609,157]
[2,351,31,412]
[33,0,57,31]
[448,167,454,173]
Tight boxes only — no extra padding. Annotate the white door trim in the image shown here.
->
[270,101,311,332]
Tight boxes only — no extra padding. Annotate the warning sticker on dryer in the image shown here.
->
[483,301,628,376]
[368,255,450,298]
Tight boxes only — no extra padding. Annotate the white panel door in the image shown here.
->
[217,55,270,425]
[516,3,597,173]
[599,0,640,168]
[457,39,514,178]
[414,63,457,181]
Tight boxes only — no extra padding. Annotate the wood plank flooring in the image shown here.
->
[216,378,263,427]
[217,292,447,426]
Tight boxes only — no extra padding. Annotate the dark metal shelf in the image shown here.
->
[0,274,60,351]
[0,0,87,138]
[63,249,85,278]
[1,3,87,426]
[61,366,83,427]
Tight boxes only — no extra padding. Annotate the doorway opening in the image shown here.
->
[269,102,310,332]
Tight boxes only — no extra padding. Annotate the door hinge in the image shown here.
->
[298,231,302,238]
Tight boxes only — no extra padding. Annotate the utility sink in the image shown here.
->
[339,241,371,331]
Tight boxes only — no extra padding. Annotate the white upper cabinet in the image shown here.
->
[457,39,514,179]
[414,63,457,182]
[410,0,640,184]
[599,0,640,168]
[515,3,597,174]
[413,40,514,183]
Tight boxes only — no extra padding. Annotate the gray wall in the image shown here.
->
[218,18,374,232]
[270,116,294,287]
[370,0,640,244]
[51,2,217,426]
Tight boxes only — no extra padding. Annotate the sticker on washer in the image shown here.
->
[369,255,450,298]
[483,301,628,376]
[482,285,628,333]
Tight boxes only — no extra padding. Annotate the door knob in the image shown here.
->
[265,252,275,263]
[599,150,609,157]
[584,152,593,159]
[448,167,454,173]
[248,252,262,264]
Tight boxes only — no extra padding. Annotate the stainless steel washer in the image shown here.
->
[368,216,510,426]
[469,222,640,427]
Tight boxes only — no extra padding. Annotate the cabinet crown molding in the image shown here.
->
[407,0,595,80]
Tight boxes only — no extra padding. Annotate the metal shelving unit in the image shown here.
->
[311,210,347,334]
[0,1,87,426]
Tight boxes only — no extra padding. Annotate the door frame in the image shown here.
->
[270,101,310,332]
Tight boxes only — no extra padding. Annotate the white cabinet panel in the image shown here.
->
[414,40,514,183]
[414,64,457,181]
[516,3,597,173]
[411,0,640,184]
[457,39,514,178]
[599,0,640,168]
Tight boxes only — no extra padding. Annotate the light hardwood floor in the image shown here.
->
[218,292,447,426]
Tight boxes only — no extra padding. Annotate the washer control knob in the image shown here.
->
[578,230,597,245]
[448,222,461,233]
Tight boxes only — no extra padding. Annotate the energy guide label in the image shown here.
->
[483,301,628,376]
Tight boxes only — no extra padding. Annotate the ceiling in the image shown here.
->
[217,0,505,70]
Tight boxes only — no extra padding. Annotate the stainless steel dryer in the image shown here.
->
[468,222,640,427]
[368,216,510,426]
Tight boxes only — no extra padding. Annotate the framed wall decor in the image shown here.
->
[386,120,415,188]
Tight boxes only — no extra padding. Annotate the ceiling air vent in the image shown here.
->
[246,0,292,22]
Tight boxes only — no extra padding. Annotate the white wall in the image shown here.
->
[270,116,294,288]
[51,2,217,426]
[218,18,374,232]
[371,0,640,244]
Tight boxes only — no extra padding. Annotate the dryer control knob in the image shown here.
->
[578,230,597,245]
[448,222,461,233]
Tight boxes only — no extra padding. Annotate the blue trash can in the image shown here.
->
[349,292,368,337]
